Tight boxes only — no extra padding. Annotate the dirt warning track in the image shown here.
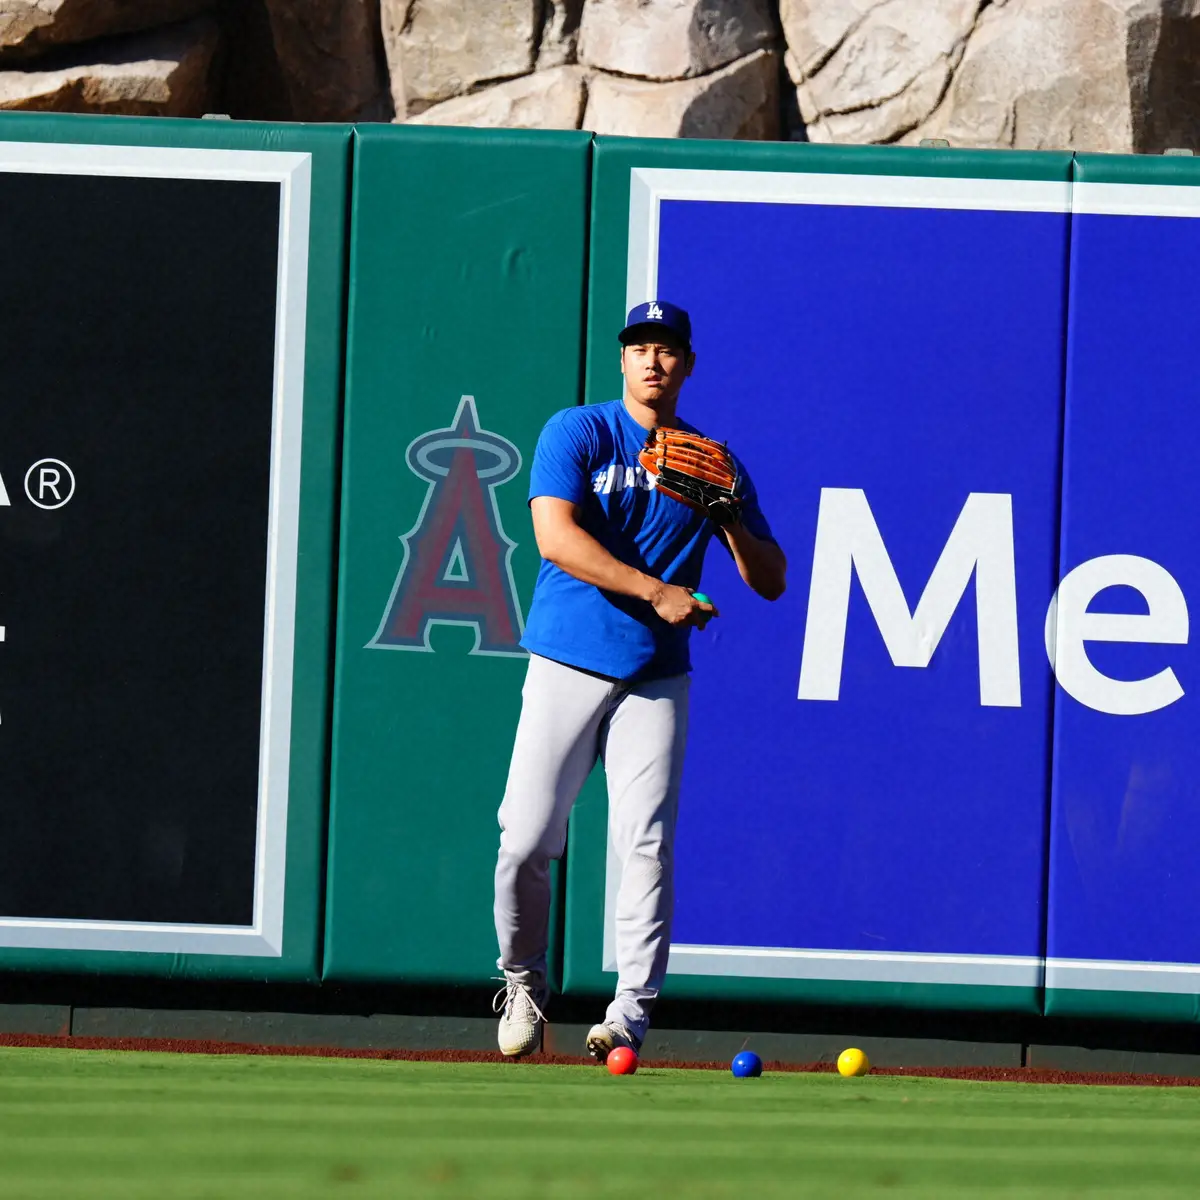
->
[0,1032,1195,1087]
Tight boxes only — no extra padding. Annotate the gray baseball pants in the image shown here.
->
[494,652,689,1042]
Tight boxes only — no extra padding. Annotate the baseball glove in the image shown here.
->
[638,427,742,527]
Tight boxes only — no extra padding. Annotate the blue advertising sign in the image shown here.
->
[592,161,1072,1002]
[1046,158,1200,1018]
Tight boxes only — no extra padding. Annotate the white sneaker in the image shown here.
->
[493,980,547,1058]
[585,1020,641,1063]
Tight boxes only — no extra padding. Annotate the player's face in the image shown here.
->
[621,338,694,408]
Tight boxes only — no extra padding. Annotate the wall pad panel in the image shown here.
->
[1046,153,1200,1022]
[565,140,1075,1015]
[324,125,591,985]
[0,112,351,981]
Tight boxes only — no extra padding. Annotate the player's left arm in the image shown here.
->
[720,467,786,600]
[719,522,786,600]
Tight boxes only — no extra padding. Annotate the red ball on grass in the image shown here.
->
[607,1047,638,1076]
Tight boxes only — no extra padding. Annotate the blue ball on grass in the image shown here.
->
[731,1051,763,1078]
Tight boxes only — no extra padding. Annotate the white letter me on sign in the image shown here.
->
[798,488,1189,715]
[1046,555,1188,716]
[799,489,1020,707]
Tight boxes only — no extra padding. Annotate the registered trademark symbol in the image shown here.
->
[24,459,75,510]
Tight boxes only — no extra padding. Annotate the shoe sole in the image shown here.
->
[586,1031,614,1063]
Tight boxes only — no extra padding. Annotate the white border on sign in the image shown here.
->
[1045,957,1200,993]
[625,167,1073,313]
[1073,180,1200,218]
[668,946,1045,988]
[0,140,312,956]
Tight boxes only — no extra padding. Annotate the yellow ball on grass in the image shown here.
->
[837,1048,870,1077]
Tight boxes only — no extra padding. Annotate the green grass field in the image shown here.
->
[0,1049,1197,1197]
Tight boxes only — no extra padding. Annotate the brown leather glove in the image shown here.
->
[638,427,742,527]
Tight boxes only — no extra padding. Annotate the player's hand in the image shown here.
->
[648,582,719,628]
[691,595,718,631]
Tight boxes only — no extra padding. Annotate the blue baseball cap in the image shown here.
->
[618,300,692,350]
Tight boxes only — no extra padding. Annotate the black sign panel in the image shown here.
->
[0,170,281,926]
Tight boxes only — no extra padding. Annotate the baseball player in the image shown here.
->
[493,300,787,1061]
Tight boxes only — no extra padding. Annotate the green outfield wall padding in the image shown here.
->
[1044,989,1200,1025]
[324,125,591,985]
[0,112,351,982]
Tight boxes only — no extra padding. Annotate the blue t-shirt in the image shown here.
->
[521,399,774,680]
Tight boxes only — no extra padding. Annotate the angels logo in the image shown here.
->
[368,396,526,657]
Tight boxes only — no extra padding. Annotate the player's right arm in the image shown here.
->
[531,497,712,628]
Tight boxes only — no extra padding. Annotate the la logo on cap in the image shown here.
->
[647,301,663,319]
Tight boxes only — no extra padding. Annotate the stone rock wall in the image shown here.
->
[584,47,780,139]
[906,0,1200,154]
[0,17,220,116]
[577,0,776,81]
[263,0,390,122]
[0,0,1198,152]
[383,0,540,117]
[0,0,213,59]
[782,0,986,144]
